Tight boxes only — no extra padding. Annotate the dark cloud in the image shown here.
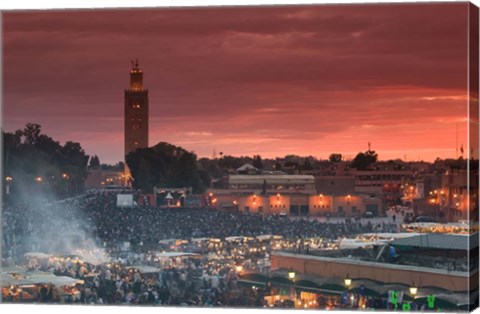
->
[3,3,470,163]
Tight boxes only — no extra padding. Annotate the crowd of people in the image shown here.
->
[3,253,265,306]
[2,191,398,263]
[1,191,400,307]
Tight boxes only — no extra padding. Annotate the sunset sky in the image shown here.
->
[2,3,472,164]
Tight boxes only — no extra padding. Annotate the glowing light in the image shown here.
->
[288,268,296,280]
[344,274,352,288]
[409,283,418,296]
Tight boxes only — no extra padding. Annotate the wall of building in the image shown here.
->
[268,194,291,215]
[331,195,362,216]
[308,194,333,215]
[208,190,381,217]
[315,176,355,196]
[271,252,473,292]
[238,194,269,214]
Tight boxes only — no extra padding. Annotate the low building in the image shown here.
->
[228,174,316,195]
[269,232,479,309]
[209,190,381,217]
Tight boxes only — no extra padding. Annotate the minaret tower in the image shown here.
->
[124,59,149,184]
[125,59,149,157]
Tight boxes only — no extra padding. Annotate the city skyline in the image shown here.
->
[3,3,471,164]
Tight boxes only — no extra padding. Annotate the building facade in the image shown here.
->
[208,174,382,217]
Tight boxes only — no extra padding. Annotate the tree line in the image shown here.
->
[10,123,468,200]
[2,123,89,201]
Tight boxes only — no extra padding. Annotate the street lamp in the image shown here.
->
[344,273,352,288]
[235,265,243,274]
[288,268,296,280]
[288,268,296,303]
[409,283,418,297]
[5,176,13,195]
[35,176,43,183]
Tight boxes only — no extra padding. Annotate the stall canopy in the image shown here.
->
[225,236,246,242]
[27,274,83,286]
[155,252,199,258]
[391,233,477,251]
[0,273,34,286]
[1,266,27,275]
[256,235,283,241]
[24,252,52,259]
[127,266,161,274]
[191,238,210,242]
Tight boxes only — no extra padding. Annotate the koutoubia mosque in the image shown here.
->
[124,59,149,183]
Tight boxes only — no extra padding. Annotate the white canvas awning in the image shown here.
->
[155,252,200,258]
[191,238,210,242]
[24,252,52,259]
[158,239,178,244]
[225,236,245,242]
[1,273,34,286]
[127,266,161,274]
[256,235,283,241]
[27,274,83,286]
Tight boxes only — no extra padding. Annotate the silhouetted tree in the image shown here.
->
[89,155,101,169]
[126,142,208,193]
[252,155,264,169]
[302,158,313,170]
[352,150,378,170]
[2,124,89,201]
[329,153,343,162]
